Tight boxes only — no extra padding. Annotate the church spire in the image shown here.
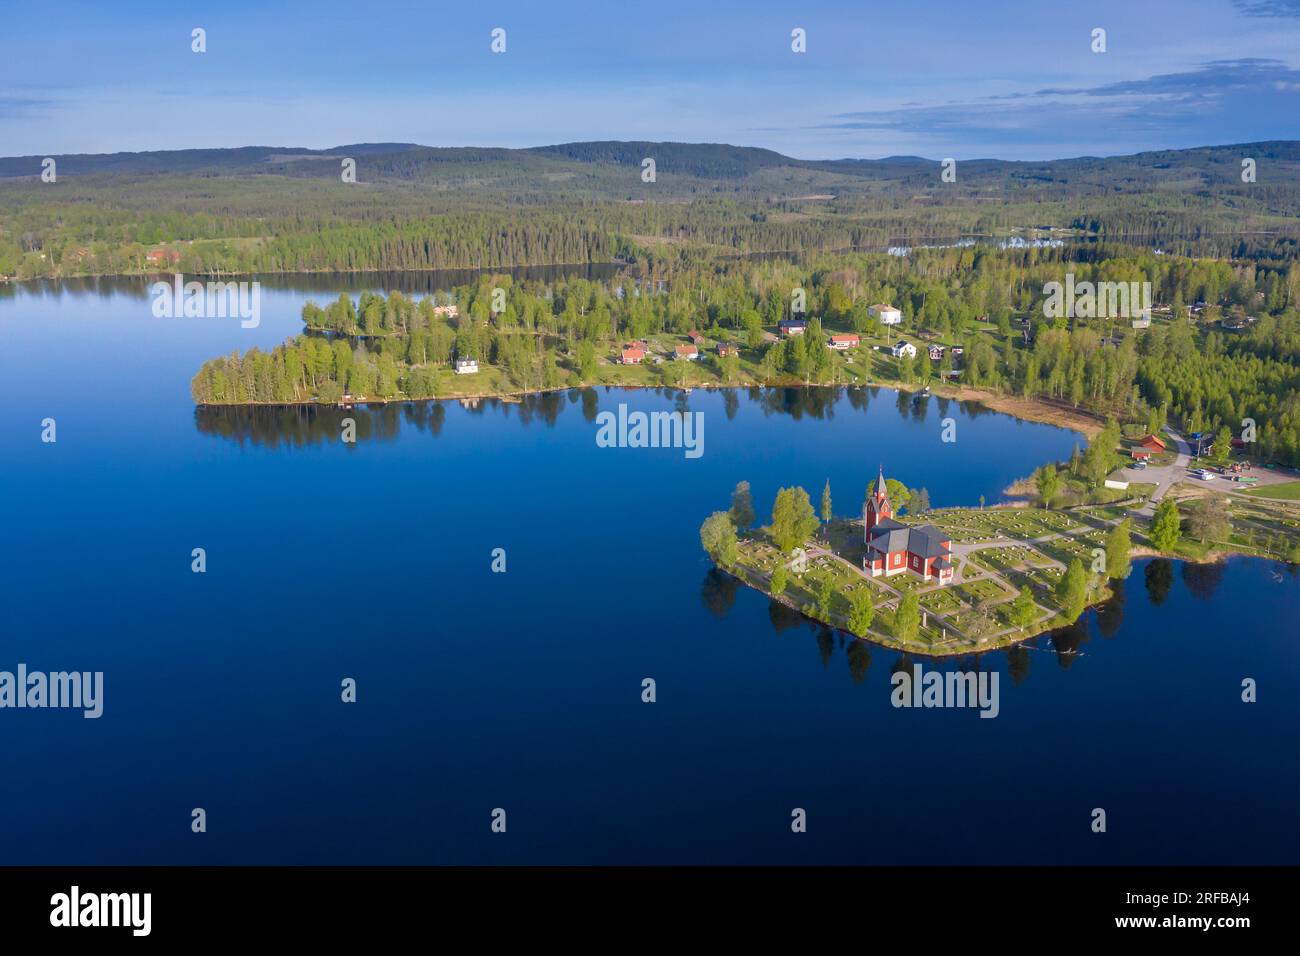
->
[875,465,888,498]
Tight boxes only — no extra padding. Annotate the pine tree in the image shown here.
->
[1150,499,1181,552]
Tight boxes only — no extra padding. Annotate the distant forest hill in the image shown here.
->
[2,140,1299,278]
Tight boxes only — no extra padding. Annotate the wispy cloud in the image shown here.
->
[0,95,55,120]
[1233,0,1300,17]
[818,59,1300,153]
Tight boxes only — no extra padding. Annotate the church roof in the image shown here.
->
[867,520,951,559]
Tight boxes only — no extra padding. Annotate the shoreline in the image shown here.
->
[724,542,1285,662]
[720,553,1117,660]
[4,259,626,284]
[195,379,1103,436]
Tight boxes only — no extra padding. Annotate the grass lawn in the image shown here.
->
[1244,480,1300,500]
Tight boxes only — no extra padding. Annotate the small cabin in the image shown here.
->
[454,359,479,375]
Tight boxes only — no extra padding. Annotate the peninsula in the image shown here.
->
[701,446,1300,657]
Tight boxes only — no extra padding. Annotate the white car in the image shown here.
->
[1191,469,1217,481]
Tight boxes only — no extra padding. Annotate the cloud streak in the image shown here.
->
[818,59,1300,153]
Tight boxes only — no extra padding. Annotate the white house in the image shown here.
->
[454,358,479,375]
[889,340,917,359]
[869,303,902,326]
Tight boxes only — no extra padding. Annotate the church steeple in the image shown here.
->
[864,465,892,533]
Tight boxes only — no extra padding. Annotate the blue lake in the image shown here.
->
[1,274,1297,864]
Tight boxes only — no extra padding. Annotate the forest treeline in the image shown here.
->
[5,140,1300,279]
[190,247,1300,464]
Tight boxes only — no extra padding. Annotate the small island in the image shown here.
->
[701,445,1300,656]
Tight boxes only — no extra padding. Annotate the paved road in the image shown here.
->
[1129,426,1191,517]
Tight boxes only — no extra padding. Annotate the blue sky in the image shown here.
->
[3,0,1299,160]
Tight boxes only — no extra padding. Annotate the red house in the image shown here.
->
[1139,434,1167,452]
[829,334,860,350]
[862,467,953,585]
[621,348,645,364]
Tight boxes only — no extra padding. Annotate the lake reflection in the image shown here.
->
[3,279,1297,866]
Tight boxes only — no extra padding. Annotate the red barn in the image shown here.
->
[862,467,953,585]
[1139,434,1167,452]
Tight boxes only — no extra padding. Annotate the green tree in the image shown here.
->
[893,592,921,643]
[576,340,597,380]
[1008,585,1038,629]
[911,487,931,513]
[770,486,819,553]
[769,562,788,595]
[1187,499,1230,544]
[821,479,833,527]
[1212,424,1233,466]
[729,480,755,529]
[846,587,875,637]
[1037,464,1060,508]
[816,575,835,620]
[699,511,737,567]
[1056,558,1088,622]
[1150,498,1182,552]
[883,478,911,512]
[1105,518,1132,579]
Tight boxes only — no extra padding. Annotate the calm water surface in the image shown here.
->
[1,274,1296,864]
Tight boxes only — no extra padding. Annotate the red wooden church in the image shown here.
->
[862,467,954,585]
